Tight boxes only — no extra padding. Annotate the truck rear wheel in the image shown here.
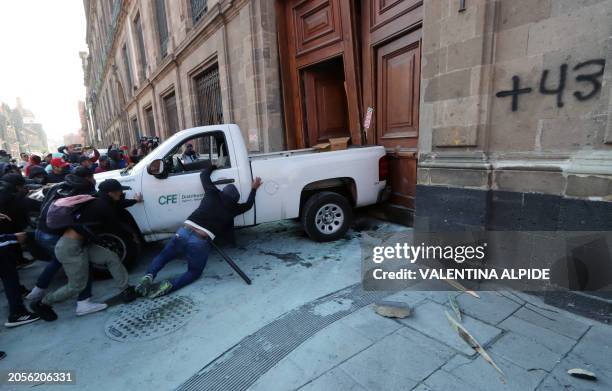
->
[302,191,352,242]
[93,225,142,279]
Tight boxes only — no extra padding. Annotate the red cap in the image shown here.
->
[51,157,70,168]
[120,145,129,151]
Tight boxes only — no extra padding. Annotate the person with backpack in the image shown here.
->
[30,179,142,321]
[26,168,106,316]
[135,165,261,298]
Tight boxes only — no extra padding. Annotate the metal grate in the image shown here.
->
[105,296,196,342]
[191,0,208,24]
[194,65,223,126]
[177,284,390,391]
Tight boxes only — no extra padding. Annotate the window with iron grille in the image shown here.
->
[155,0,169,58]
[134,13,147,80]
[144,106,155,135]
[131,116,140,142]
[194,65,223,126]
[191,0,208,24]
[163,91,179,135]
[122,44,133,94]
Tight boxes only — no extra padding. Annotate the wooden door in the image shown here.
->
[303,58,350,146]
[276,0,362,149]
[361,0,423,208]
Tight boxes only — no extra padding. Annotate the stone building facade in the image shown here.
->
[83,0,283,152]
[415,0,612,231]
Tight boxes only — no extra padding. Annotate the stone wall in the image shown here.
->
[416,0,612,230]
[86,0,284,153]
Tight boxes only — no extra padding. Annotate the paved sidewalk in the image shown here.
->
[1,216,610,390]
[248,288,611,391]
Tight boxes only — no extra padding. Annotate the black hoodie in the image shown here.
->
[185,166,256,240]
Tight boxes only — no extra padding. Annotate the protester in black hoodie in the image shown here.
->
[135,165,261,298]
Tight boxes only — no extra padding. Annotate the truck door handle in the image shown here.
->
[213,178,235,185]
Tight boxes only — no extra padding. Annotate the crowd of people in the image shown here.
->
[0,139,261,362]
[0,137,160,187]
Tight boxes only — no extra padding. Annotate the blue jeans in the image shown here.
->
[146,227,211,291]
[35,230,92,300]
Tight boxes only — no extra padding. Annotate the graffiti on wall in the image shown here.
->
[496,59,606,111]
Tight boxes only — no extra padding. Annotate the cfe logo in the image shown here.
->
[159,194,178,205]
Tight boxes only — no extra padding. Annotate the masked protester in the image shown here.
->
[30,179,143,321]
[135,166,261,298]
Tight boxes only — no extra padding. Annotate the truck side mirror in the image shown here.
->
[147,159,167,179]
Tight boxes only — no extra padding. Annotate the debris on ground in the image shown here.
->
[567,368,597,381]
[448,294,462,322]
[373,301,412,319]
[442,279,480,298]
[446,311,506,382]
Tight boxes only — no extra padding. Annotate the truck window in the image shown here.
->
[164,131,231,175]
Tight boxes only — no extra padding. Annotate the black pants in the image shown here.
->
[0,244,27,316]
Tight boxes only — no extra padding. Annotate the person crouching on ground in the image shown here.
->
[136,165,262,298]
[30,179,142,321]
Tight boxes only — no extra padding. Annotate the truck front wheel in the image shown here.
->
[302,191,352,242]
[93,225,142,279]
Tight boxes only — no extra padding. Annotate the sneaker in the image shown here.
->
[0,351,5,361]
[5,311,40,328]
[25,286,46,301]
[135,274,153,297]
[121,286,139,303]
[76,299,108,316]
[148,280,173,299]
[30,300,58,321]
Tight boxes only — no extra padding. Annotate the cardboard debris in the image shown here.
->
[329,137,350,151]
[448,294,462,322]
[373,301,412,319]
[443,278,480,298]
[446,311,506,382]
[313,142,331,151]
[568,368,597,381]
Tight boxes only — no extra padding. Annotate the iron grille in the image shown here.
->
[191,0,208,24]
[155,0,169,57]
[194,65,223,126]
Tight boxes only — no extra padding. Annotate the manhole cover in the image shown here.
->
[104,296,196,342]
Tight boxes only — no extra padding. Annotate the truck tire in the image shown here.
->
[302,191,352,242]
[92,224,142,279]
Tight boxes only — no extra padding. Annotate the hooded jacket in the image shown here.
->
[185,166,256,240]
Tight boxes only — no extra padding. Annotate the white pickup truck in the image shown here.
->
[87,124,387,267]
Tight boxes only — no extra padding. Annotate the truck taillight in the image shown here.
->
[378,156,389,182]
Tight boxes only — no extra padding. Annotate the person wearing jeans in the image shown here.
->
[136,165,261,298]
[30,179,141,321]
[144,226,211,294]
[26,169,105,316]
